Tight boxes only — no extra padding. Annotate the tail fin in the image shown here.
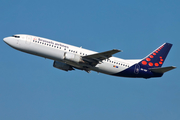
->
[140,43,172,68]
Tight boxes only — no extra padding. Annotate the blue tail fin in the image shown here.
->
[139,43,172,68]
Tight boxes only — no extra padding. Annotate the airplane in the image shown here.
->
[3,34,176,79]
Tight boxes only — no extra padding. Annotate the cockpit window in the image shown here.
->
[12,35,20,38]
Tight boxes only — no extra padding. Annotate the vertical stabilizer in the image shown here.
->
[139,43,172,68]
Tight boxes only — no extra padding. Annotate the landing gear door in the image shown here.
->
[26,36,31,44]
[134,64,140,74]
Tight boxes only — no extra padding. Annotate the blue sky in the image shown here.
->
[0,0,180,120]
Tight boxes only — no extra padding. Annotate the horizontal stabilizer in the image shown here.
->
[149,66,176,73]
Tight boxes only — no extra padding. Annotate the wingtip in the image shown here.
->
[172,66,177,69]
[113,49,122,52]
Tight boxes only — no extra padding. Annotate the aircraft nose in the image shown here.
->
[3,37,15,46]
[3,37,9,43]
[3,36,20,49]
[3,37,13,45]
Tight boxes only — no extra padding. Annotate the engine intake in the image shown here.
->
[53,61,74,71]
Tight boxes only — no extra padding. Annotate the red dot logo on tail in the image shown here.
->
[142,61,147,65]
[155,63,159,66]
[150,55,154,58]
[149,62,153,66]
[146,58,151,61]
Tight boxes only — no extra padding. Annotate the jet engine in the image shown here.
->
[64,52,83,63]
[53,61,74,71]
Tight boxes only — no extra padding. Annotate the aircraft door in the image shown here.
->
[134,64,140,74]
[26,36,31,44]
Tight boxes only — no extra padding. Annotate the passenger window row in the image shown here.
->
[33,40,129,67]
[105,59,129,67]
[33,40,87,56]
[33,40,63,49]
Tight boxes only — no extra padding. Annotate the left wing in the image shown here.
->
[82,49,121,66]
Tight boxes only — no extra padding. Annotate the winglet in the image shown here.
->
[149,66,176,73]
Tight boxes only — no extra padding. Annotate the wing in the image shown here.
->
[82,49,121,66]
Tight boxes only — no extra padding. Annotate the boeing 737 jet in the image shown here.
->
[3,34,176,78]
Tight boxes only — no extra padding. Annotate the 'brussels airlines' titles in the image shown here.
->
[3,34,176,79]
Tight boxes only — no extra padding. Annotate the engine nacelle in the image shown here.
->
[53,61,74,71]
[64,52,82,63]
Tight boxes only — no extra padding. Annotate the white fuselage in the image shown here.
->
[3,34,141,75]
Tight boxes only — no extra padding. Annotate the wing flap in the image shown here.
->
[149,66,176,73]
